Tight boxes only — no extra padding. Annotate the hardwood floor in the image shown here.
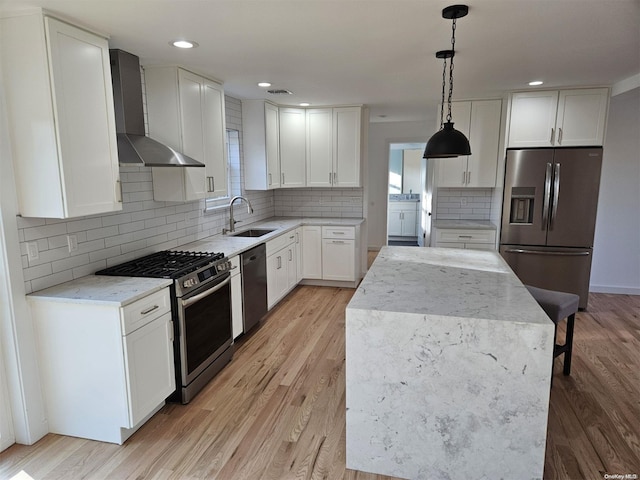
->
[1,275,639,479]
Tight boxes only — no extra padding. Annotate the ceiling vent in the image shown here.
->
[267,89,293,95]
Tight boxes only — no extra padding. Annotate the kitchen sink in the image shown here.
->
[229,228,275,238]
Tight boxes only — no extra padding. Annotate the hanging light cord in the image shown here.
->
[447,17,457,123]
[439,55,447,129]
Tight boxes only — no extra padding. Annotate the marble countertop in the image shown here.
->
[432,219,497,230]
[348,246,548,325]
[178,216,364,258]
[28,276,172,306]
[28,216,363,305]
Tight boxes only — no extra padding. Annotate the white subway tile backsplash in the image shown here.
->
[435,187,492,220]
[23,223,67,241]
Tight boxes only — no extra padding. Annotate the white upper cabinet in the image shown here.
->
[145,67,227,201]
[242,100,281,190]
[436,100,502,188]
[1,11,122,218]
[508,88,608,148]
[306,107,362,187]
[279,108,306,187]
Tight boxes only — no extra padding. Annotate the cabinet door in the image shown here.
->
[178,69,207,200]
[555,89,608,147]
[436,102,472,187]
[508,91,559,148]
[203,79,228,197]
[45,17,121,218]
[267,251,288,309]
[306,109,333,187]
[401,207,418,236]
[322,239,355,281]
[265,103,281,189]
[333,107,361,187]
[387,210,403,236]
[302,226,322,279]
[466,100,501,187]
[279,108,306,187]
[123,313,175,427]
[295,228,303,282]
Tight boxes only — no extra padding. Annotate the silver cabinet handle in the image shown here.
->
[550,128,555,145]
[289,249,292,261]
[458,235,472,238]
[558,128,563,145]
[277,256,282,269]
[332,240,345,244]
[269,173,272,185]
[550,163,560,229]
[334,172,337,184]
[329,172,332,184]
[331,231,345,235]
[115,180,122,203]
[462,171,466,185]
[140,305,159,315]
[542,162,552,228]
[504,248,590,257]
[207,176,215,192]
[282,172,285,184]
[467,171,471,184]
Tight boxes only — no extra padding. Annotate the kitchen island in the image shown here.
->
[346,247,554,480]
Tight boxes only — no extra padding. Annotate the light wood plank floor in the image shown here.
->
[1,265,639,479]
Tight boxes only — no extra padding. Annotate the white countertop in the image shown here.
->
[177,216,364,257]
[27,216,363,305]
[432,219,497,230]
[348,246,547,325]
[28,276,172,306]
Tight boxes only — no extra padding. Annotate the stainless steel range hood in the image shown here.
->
[109,49,204,167]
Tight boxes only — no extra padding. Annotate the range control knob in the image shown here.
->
[183,278,196,288]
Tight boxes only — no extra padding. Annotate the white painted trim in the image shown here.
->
[611,73,640,96]
[590,285,640,295]
[0,64,48,445]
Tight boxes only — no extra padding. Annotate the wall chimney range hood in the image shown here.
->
[109,49,204,167]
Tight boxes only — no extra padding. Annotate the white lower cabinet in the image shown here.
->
[388,202,418,237]
[433,228,497,250]
[230,255,243,339]
[302,226,323,279]
[29,287,175,444]
[322,226,356,281]
[266,231,298,309]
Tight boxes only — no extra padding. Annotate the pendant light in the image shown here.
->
[424,4,471,159]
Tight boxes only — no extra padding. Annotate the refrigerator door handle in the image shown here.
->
[550,163,561,229]
[503,248,590,257]
[542,162,552,228]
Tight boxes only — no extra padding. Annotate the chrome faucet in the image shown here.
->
[224,195,253,233]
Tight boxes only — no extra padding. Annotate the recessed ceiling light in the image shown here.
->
[258,82,271,87]
[299,102,310,107]
[171,40,198,49]
[528,80,544,86]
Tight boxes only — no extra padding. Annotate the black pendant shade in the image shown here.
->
[424,121,471,158]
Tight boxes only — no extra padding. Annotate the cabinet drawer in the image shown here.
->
[322,226,355,240]
[266,231,297,256]
[121,288,171,335]
[435,228,496,244]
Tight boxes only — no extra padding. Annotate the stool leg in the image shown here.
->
[551,324,558,387]
[563,313,575,376]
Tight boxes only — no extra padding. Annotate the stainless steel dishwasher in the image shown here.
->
[241,243,268,332]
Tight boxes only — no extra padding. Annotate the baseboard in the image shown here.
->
[590,285,640,295]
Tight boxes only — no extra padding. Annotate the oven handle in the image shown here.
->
[181,275,231,309]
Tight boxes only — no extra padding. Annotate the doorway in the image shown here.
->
[387,142,432,247]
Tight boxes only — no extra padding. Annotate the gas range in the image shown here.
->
[96,250,233,296]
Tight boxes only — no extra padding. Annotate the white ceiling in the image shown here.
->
[2,0,639,123]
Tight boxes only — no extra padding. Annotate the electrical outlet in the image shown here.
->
[67,234,78,253]
[460,197,468,207]
[27,242,39,261]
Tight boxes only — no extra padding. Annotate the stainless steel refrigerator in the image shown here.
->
[499,147,602,309]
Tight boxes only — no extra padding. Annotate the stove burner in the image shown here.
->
[96,250,225,279]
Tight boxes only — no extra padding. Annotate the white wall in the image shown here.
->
[367,120,432,249]
[591,87,640,294]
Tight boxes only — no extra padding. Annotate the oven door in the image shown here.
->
[177,273,232,386]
